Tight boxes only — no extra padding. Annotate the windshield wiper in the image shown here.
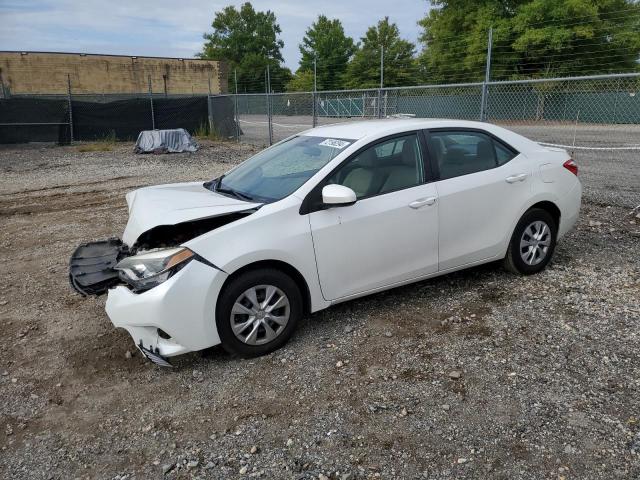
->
[216,185,254,202]
[205,174,254,201]
[203,174,224,192]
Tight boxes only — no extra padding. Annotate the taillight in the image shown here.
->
[563,159,578,176]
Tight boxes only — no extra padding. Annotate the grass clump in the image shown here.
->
[77,131,117,152]
[194,122,225,141]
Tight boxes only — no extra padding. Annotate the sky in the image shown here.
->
[0,0,431,69]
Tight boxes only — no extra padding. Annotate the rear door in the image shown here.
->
[425,129,533,271]
[307,132,439,300]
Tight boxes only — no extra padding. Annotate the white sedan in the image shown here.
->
[69,119,581,365]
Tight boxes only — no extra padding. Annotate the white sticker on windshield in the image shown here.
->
[319,138,350,149]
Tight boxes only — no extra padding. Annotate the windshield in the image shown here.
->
[214,135,353,202]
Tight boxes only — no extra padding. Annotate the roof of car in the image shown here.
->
[300,118,543,152]
[301,118,481,139]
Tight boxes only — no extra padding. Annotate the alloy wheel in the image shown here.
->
[230,285,290,345]
[519,220,552,266]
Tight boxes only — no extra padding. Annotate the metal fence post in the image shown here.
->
[67,74,74,144]
[384,90,388,117]
[479,27,493,121]
[312,57,317,127]
[148,75,156,130]
[480,86,487,122]
[312,91,317,128]
[378,46,384,119]
[611,85,619,123]
[266,66,273,145]
[207,94,213,134]
[0,70,6,99]
[234,69,240,142]
[380,46,384,90]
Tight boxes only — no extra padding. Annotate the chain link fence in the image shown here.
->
[210,72,639,207]
[2,71,638,206]
[482,75,640,208]
[270,92,314,143]
[218,73,640,142]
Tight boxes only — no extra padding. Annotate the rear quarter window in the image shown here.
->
[494,140,517,165]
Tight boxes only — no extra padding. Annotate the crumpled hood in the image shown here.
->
[122,181,262,246]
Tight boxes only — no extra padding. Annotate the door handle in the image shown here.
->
[505,173,528,183]
[409,196,437,209]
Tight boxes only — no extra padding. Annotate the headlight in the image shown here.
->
[114,247,194,292]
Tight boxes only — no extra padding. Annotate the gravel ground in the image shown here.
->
[0,141,639,480]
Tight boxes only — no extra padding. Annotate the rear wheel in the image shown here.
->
[504,208,557,275]
[216,269,302,357]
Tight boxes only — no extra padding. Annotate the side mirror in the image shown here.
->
[322,184,357,207]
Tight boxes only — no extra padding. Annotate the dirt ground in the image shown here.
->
[0,141,639,480]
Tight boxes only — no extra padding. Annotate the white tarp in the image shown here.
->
[134,128,199,153]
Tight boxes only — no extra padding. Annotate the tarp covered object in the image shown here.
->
[134,128,199,153]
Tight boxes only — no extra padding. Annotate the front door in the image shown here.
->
[308,133,439,301]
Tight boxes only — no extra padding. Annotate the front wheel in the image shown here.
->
[216,269,302,357]
[504,208,557,275]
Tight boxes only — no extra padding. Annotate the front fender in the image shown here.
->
[184,196,329,313]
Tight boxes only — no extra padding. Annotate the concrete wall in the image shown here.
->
[0,52,227,95]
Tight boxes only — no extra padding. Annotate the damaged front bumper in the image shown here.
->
[137,341,174,367]
[105,259,227,360]
[70,239,228,365]
[69,238,129,296]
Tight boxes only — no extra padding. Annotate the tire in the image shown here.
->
[504,208,557,275]
[215,268,302,357]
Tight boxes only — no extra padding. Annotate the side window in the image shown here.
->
[427,130,517,180]
[327,134,424,199]
[494,140,517,165]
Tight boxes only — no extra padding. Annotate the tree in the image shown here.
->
[297,15,355,90]
[418,0,640,82]
[343,18,419,89]
[286,69,315,92]
[199,2,291,92]
[509,0,640,78]
[418,1,514,83]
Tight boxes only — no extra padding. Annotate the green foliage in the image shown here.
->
[419,0,640,82]
[418,1,512,83]
[199,2,292,92]
[509,0,640,78]
[344,18,419,89]
[298,15,356,90]
[199,0,640,92]
[343,17,419,89]
[286,70,315,92]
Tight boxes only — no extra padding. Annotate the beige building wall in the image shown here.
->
[0,52,227,95]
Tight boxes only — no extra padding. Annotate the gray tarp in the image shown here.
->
[134,128,199,153]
